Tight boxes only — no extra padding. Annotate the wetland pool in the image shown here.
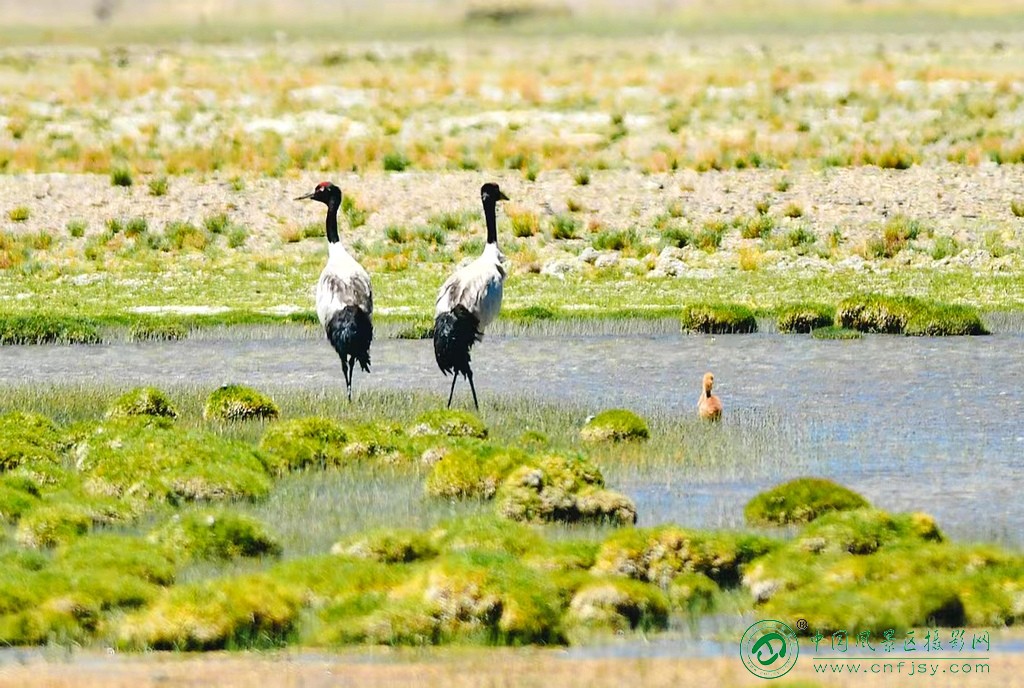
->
[1,331,1021,546]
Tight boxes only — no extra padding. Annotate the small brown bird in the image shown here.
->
[697,372,723,421]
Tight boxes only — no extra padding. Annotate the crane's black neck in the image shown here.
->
[483,199,498,245]
[324,191,341,245]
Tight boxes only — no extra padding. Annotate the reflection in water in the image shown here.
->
[1,332,1021,546]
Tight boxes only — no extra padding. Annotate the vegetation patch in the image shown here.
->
[744,477,870,526]
[904,303,989,336]
[409,409,487,439]
[332,528,438,563]
[424,443,526,500]
[811,325,862,340]
[680,303,757,334]
[776,303,834,333]
[580,409,649,443]
[0,314,102,345]
[258,417,348,475]
[116,575,301,650]
[0,411,63,472]
[564,577,670,642]
[149,510,283,562]
[838,294,988,336]
[105,387,179,420]
[203,384,279,422]
[593,526,775,587]
[496,453,637,526]
[73,421,272,504]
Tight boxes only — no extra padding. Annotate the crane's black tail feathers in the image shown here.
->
[326,305,372,373]
[433,305,481,379]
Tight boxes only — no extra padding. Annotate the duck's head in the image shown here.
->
[702,372,715,393]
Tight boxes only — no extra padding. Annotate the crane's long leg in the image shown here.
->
[346,355,356,402]
[447,373,458,408]
[341,358,352,402]
[466,369,479,411]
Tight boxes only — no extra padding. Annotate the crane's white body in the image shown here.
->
[316,242,373,328]
[434,243,505,330]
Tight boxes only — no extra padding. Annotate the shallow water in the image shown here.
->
[1,332,1022,546]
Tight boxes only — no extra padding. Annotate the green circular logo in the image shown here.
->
[740,619,799,679]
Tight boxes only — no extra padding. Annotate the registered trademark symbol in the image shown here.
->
[796,618,808,631]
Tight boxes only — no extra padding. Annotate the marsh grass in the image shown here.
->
[8,206,30,222]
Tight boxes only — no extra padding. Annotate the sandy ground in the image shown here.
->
[2,166,1022,262]
[0,649,1020,688]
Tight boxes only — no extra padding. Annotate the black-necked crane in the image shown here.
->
[296,181,373,402]
[433,182,509,409]
[698,372,723,421]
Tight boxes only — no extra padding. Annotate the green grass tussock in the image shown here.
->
[776,303,834,334]
[837,294,988,336]
[409,409,487,439]
[332,528,438,564]
[0,411,63,472]
[811,325,862,340]
[564,577,670,642]
[744,477,870,526]
[680,303,757,334]
[149,510,283,562]
[0,314,102,345]
[580,409,649,443]
[496,453,637,526]
[203,384,280,422]
[105,387,179,420]
[592,526,776,588]
[73,420,272,504]
[258,416,348,475]
[424,443,526,500]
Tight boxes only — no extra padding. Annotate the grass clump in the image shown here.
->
[203,384,279,422]
[564,578,669,642]
[776,303,834,333]
[409,409,487,439]
[680,303,757,334]
[149,510,283,562]
[332,527,438,563]
[258,416,348,475]
[591,229,637,252]
[509,208,540,238]
[16,502,93,548]
[127,320,190,342]
[383,151,410,172]
[904,303,989,336]
[837,294,987,335]
[0,314,102,345]
[0,475,41,523]
[111,166,133,187]
[744,477,870,526]
[739,214,774,239]
[1011,200,1024,218]
[116,575,301,650]
[105,387,179,420]
[580,409,649,444]
[866,215,924,258]
[496,453,637,526]
[164,220,209,251]
[147,176,169,196]
[836,293,923,334]
[811,326,862,340]
[550,214,579,240]
[66,219,87,237]
[592,526,774,587]
[0,411,62,472]
[8,206,30,222]
[74,421,272,504]
[424,444,525,500]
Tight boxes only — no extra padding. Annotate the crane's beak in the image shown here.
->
[294,192,314,201]
[498,190,509,201]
